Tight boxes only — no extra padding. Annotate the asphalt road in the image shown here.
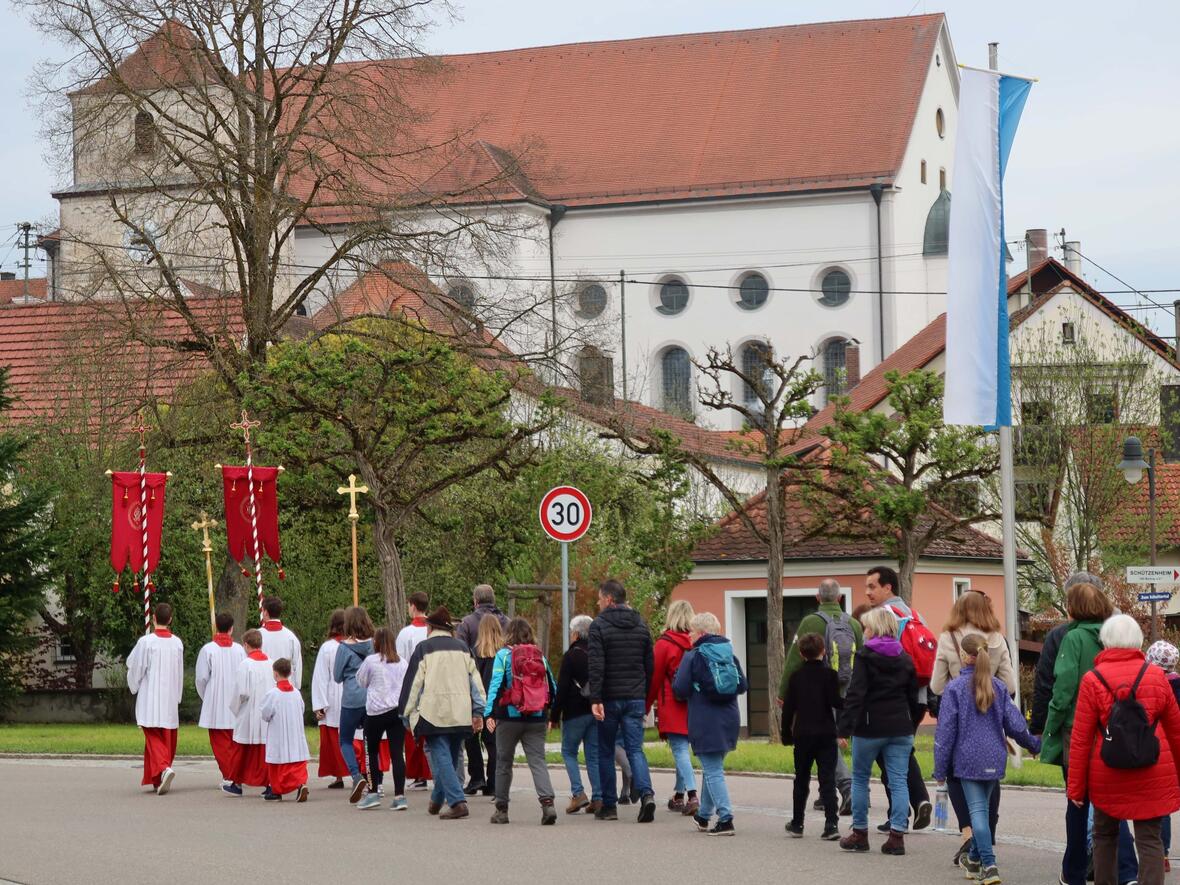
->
[0,757,1072,885]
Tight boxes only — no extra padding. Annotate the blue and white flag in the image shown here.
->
[943,68,1032,427]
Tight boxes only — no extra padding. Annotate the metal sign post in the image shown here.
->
[561,541,570,651]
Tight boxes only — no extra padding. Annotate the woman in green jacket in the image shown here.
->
[1040,577,1114,885]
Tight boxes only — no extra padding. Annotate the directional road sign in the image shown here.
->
[1126,566,1180,585]
[1138,591,1172,603]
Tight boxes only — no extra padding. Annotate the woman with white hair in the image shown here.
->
[549,614,601,814]
[647,599,698,815]
[1068,615,1180,885]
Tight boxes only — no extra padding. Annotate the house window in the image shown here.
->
[657,278,689,315]
[737,272,769,310]
[577,345,614,405]
[818,269,851,308]
[134,110,157,155]
[1062,322,1076,344]
[953,578,972,600]
[741,340,773,403]
[576,283,607,319]
[661,347,692,417]
[920,160,927,184]
[822,337,848,403]
[56,635,76,664]
[923,190,951,256]
[936,107,946,139]
[1086,391,1117,425]
[447,281,476,310]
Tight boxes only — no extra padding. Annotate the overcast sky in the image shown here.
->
[2,0,1176,332]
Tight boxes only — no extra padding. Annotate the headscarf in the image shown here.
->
[1146,640,1180,673]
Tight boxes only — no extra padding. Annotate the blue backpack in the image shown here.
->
[695,642,742,698]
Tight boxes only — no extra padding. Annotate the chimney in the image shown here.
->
[1064,240,1083,276]
[845,344,861,388]
[1025,229,1049,266]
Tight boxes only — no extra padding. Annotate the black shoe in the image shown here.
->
[912,801,932,831]
[637,793,656,823]
[821,823,841,841]
[327,778,344,790]
[707,819,735,837]
[877,821,892,833]
[463,780,486,796]
[785,821,804,838]
[594,805,618,821]
[692,814,710,832]
[839,793,852,816]
[813,798,824,810]
[481,785,495,797]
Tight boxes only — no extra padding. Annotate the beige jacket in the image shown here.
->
[930,626,1017,695]
[400,632,486,736]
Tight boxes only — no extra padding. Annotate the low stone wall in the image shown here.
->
[4,689,134,724]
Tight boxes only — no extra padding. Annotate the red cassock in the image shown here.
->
[208,729,238,781]
[405,732,432,780]
[317,726,349,778]
[268,761,308,796]
[232,743,268,788]
[354,738,391,774]
[141,727,177,787]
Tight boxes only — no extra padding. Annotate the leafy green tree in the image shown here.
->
[814,369,999,602]
[0,369,50,706]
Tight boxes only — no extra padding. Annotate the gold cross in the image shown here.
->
[132,410,151,450]
[337,474,369,520]
[231,409,262,447]
[191,511,218,553]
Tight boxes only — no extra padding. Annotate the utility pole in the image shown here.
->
[16,223,34,300]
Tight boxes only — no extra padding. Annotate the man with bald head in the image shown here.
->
[778,578,862,814]
[456,583,509,796]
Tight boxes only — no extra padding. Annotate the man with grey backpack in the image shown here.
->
[778,579,863,813]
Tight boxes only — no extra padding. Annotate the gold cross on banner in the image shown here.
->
[132,410,151,450]
[337,474,369,520]
[191,510,218,553]
[231,410,262,447]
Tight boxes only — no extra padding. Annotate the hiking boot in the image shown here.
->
[821,823,841,841]
[881,830,906,856]
[327,778,344,789]
[427,799,443,815]
[913,800,933,831]
[594,805,618,821]
[960,855,982,879]
[668,793,686,813]
[682,796,700,816]
[566,792,589,814]
[840,829,870,852]
[785,821,804,838]
[587,800,603,815]
[490,803,509,824]
[638,793,656,823]
[693,814,710,832]
[440,802,469,820]
[708,819,736,837]
[979,866,1001,885]
[541,800,557,826]
[295,784,309,803]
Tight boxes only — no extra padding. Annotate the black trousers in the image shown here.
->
[879,703,930,815]
[792,734,839,827]
[363,709,406,796]
[948,775,1000,834]
[465,725,497,789]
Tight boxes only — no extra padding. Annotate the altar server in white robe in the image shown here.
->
[229,629,272,793]
[396,591,432,787]
[311,609,348,786]
[195,612,247,792]
[260,596,302,689]
[260,657,310,802]
[126,602,184,795]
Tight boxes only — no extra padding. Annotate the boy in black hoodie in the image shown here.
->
[782,633,842,840]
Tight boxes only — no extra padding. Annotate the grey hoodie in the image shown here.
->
[333,639,373,709]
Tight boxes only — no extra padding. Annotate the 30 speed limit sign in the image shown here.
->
[539,485,592,543]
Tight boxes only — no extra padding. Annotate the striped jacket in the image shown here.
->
[399,632,486,736]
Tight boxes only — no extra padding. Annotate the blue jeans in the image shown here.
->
[852,734,913,833]
[338,706,366,780]
[596,699,653,806]
[697,752,732,822]
[668,734,697,793]
[962,779,998,867]
[560,713,601,801]
[424,733,466,808]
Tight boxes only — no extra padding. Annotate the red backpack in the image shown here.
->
[504,644,549,714]
[889,605,937,687]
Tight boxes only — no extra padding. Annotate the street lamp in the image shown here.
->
[1118,436,1159,641]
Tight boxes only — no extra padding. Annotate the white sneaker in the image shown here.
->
[157,768,175,796]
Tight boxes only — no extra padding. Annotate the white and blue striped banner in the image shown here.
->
[943,68,1032,428]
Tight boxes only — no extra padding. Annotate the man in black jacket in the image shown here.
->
[455,584,509,795]
[588,579,656,823]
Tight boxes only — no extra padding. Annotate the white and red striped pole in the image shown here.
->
[139,441,151,635]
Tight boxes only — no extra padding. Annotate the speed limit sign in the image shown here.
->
[539,485,592,543]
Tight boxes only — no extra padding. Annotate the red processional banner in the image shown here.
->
[221,465,282,567]
[110,471,168,576]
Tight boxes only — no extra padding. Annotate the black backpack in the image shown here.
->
[1092,662,1160,770]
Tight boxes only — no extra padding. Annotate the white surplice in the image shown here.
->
[230,656,274,744]
[395,622,428,664]
[126,631,184,729]
[310,637,343,728]
[260,686,310,763]
[195,640,247,729]
[260,622,303,688]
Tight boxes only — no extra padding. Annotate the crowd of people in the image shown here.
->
[123,567,1180,883]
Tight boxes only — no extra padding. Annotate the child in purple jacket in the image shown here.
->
[934,633,1040,885]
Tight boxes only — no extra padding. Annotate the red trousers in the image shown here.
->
[405,731,431,780]
[207,729,238,781]
[268,761,308,796]
[232,742,268,788]
[141,727,177,788]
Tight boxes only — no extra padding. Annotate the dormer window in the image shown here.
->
[134,110,157,156]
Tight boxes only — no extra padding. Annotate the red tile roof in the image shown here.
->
[77,20,216,95]
[88,15,945,212]
[0,278,47,306]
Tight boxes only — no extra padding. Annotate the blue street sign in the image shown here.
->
[1138,591,1172,603]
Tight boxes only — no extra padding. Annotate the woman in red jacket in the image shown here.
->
[1068,614,1180,885]
[648,599,697,815]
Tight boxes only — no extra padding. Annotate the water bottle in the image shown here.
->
[933,784,950,832]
